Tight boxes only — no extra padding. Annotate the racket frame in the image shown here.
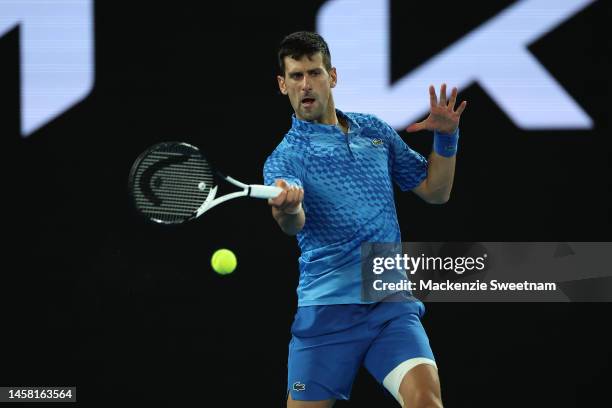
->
[129,142,282,224]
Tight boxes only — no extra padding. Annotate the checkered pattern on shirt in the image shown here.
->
[263,111,428,305]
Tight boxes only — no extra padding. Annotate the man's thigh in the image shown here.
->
[363,301,437,405]
[288,304,374,402]
[287,331,368,401]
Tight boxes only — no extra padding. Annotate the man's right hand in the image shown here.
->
[268,179,305,236]
[268,179,304,215]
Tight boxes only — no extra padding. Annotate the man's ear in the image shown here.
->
[277,75,287,95]
[330,67,337,88]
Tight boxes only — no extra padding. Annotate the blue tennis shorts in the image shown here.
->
[287,294,435,402]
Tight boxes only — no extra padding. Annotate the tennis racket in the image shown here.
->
[128,142,282,224]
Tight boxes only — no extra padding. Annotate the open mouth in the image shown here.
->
[301,97,315,107]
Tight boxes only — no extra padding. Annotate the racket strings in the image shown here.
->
[132,145,214,223]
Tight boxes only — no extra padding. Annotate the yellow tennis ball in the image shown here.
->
[211,249,237,275]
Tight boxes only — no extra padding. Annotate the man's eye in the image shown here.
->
[291,74,302,80]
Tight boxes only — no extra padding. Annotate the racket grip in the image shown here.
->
[249,184,283,199]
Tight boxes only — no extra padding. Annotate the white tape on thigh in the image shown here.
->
[382,358,437,407]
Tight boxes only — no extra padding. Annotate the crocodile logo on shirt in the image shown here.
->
[292,382,306,392]
[372,138,384,146]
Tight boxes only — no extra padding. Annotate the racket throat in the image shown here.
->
[196,185,219,216]
[196,185,249,216]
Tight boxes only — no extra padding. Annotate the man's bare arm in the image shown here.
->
[407,84,466,204]
[412,152,456,204]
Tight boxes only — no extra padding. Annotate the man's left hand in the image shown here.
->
[406,84,467,134]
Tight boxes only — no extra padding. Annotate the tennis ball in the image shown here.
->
[211,249,237,275]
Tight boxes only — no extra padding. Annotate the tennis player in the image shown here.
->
[264,31,466,408]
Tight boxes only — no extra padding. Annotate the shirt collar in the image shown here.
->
[290,109,359,134]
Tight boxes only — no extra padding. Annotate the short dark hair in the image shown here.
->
[277,31,332,76]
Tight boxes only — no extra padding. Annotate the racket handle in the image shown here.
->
[249,184,283,199]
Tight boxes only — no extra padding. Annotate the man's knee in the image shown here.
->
[402,389,443,408]
[397,362,442,408]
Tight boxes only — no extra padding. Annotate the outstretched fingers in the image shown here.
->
[455,100,467,116]
[439,83,447,106]
[429,85,437,108]
[448,87,457,110]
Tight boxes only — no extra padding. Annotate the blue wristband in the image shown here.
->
[433,128,460,157]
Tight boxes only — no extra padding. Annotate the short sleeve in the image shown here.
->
[378,118,428,191]
[263,139,304,188]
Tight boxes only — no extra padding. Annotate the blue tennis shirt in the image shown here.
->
[263,110,428,306]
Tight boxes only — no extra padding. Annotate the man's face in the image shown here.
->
[278,53,337,122]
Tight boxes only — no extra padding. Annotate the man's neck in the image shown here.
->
[336,115,349,134]
[297,105,349,133]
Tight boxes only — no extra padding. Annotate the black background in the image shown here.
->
[1,0,610,406]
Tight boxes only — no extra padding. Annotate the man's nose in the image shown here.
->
[300,75,312,91]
